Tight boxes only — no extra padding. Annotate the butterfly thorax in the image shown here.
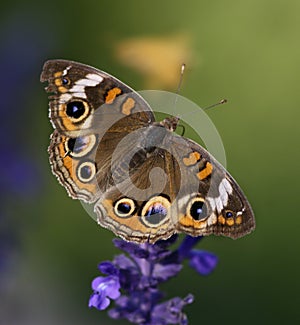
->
[142,116,180,150]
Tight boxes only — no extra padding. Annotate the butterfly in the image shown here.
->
[40,59,255,243]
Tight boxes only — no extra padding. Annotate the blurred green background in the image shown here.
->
[0,0,299,324]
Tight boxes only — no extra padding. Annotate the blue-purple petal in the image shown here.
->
[177,235,203,260]
[151,294,194,325]
[152,263,182,281]
[89,275,121,310]
[189,250,218,275]
[89,291,110,310]
[119,267,140,291]
[113,239,149,258]
[98,261,118,275]
[113,254,136,269]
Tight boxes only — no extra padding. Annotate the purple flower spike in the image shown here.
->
[89,235,218,324]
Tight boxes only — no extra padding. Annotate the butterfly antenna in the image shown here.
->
[203,99,227,111]
[176,63,186,95]
[173,63,186,113]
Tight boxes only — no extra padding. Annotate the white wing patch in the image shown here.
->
[86,73,104,83]
[208,178,233,214]
[62,66,71,76]
[59,93,72,103]
[207,213,217,226]
[66,73,104,99]
[75,74,104,86]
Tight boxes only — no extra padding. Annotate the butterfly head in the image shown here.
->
[160,116,180,132]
